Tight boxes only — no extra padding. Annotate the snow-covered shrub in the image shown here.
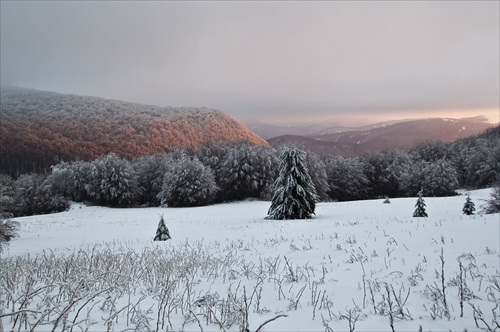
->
[267,147,318,220]
[413,191,428,217]
[158,154,218,207]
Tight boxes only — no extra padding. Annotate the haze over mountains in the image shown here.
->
[262,116,497,156]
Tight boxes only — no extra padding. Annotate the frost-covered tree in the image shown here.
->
[413,190,428,217]
[12,173,68,216]
[133,154,168,206]
[399,160,427,197]
[410,140,448,163]
[86,153,140,207]
[462,194,475,215]
[422,159,458,197]
[326,156,369,201]
[42,162,76,199]
[267,147,318,220]
[305,152,329,201]
[153,215,171,241]
[158,154,218,207]
[361,152,400,198]
[482,185,500,214]
[70,161,94,202]
[476,142,500,187]
[0,177,19,253]
[218,143,277,201]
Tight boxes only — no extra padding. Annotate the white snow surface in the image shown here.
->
[2,188,499,331]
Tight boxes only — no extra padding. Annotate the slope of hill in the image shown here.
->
[0,87,267,175]
[268,117,497,156]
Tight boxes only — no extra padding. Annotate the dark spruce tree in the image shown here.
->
[413,190,428,217]
[266,147,318,220]
[154,215,171,241]
[462,194,476,215]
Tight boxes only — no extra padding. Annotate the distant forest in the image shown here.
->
[0,87,267,176]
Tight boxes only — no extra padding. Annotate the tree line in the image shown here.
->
[0,126,498,217]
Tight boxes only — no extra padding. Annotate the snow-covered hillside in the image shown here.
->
[1,189,499,331]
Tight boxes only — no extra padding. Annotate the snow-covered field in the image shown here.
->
[1,189,499,331]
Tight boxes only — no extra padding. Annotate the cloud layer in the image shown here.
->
[1,1,498,124]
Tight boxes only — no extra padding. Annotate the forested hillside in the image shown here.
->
[0,87,267,176]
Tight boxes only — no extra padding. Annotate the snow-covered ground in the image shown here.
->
[1,189,499,331]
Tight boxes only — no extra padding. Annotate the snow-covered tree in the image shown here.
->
[42,162,76,199]
[462,194,475,215]
[305,151,329,201]
[218,143,277,201]
[361,152,400,198]
[153,215,171,241]
[399,160,427,197]
[482,185,500,214]
[326,156,369,201]
[87,153,140,207]
[12,173,68,216]
[158,154,218,207]
[0,177,19,253]
[410,140,448,163]
[413,190,428,217]
[266,147,318,220]
[422,159,458,197]
[133,154,168,206]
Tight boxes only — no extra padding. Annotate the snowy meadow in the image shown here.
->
[1,189,499,331]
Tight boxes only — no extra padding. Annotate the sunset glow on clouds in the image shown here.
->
[1,1,498,125]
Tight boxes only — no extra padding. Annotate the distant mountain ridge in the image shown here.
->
[0,87,267,175]
[268,117,497,156]
[247,119,407,139]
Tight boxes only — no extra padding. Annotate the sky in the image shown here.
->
[1,1,499,126]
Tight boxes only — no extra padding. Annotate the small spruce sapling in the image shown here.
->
[154,215,171,241]
[462,194,475,215]
[413,190,428,217]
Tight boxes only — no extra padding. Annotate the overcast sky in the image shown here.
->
[1,1,499,125]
